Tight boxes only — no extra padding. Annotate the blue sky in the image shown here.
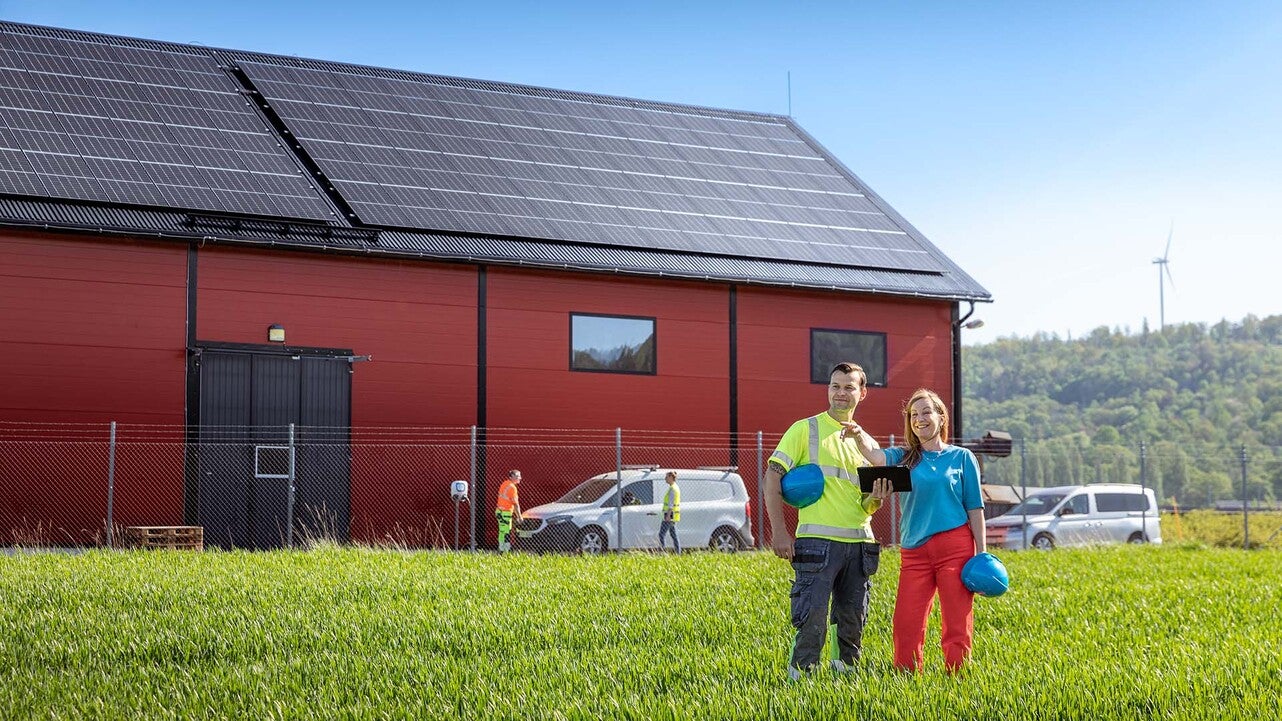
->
[6,1,1280,344]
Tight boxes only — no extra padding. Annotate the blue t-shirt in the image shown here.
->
[883,445,983,549]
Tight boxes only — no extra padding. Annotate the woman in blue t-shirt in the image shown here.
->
[842,388,985,673]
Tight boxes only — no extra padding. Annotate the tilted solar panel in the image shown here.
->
[230,58,945,273]
[0,24,335,221]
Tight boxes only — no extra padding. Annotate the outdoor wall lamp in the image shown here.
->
[268,324,286,343]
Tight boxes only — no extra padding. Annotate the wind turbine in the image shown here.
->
[1152,223,1175,330]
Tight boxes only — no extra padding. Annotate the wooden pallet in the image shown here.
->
[125,526,204,551]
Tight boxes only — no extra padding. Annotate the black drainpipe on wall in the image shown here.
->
[728,284,738,469]
[952,301,976,442]
[182,244,199,525]
[475,266,488,548]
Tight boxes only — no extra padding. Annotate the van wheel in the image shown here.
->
[1127,532,1146,544]
[1032,533,1056,551]
[577,527,608,555]
[709,527,742,553]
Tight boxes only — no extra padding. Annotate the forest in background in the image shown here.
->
[961,314,1282,506]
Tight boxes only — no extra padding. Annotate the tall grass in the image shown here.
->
[1162,510,1282,548]
[1,546,1278,720]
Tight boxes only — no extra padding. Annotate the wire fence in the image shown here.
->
[1,421,1276,552]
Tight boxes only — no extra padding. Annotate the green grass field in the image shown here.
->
[2,545,1279,720]
[1162,510,1282,549]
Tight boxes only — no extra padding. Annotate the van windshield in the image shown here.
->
[1006,493,1066,516]
[555,478,619,504]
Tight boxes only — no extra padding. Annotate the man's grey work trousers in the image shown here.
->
[789,536,881,669]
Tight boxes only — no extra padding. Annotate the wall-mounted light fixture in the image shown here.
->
[268,324,286,343]
[962,318,985,330]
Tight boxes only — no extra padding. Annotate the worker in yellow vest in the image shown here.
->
[659,471,681,552]
[495,469,522,552]
[764,362,892,680]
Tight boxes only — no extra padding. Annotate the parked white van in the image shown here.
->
[515,466,754,554]
[986,484,1162,550]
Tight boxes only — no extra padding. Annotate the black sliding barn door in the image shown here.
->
[195,349,351,549]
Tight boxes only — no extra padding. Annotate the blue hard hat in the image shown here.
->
[962,552,1010,597]
[781,463,825,508]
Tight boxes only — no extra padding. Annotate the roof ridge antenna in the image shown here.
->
[1152,221,1175,330]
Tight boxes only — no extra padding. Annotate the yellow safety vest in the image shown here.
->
[662,484,681,522]
[771,413,874,543]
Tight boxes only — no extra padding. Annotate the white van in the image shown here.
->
[986,484,1162,550]
[515,467,754,554]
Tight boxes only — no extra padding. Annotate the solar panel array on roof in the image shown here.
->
[232,58,945,272]
[0,25,335,221]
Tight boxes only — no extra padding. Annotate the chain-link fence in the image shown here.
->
[2,421,1277,551]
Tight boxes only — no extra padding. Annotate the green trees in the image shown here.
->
[963,314,1282,506]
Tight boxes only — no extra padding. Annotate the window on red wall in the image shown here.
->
[570,313,657,374]
[810,328,887,386]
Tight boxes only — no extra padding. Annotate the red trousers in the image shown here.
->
[893,524,975,673]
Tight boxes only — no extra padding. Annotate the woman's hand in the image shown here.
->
[839,421,864,441]
[842,422,887,465]
[871,477,893,501]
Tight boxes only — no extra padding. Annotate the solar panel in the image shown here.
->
[0,24,335,221]
[233,58,944,272]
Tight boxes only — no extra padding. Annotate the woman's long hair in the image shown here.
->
[900,388,950,469]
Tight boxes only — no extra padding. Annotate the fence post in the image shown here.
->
[1020,437,1028,550]
[615,427,623,552]
[469,425,477,552]
[889,433,898,546]
[286,423,296,549]
[106,421,117,549]
[1138,440,1147,542]
[756,431,764,549]
[1241,445,1249,549]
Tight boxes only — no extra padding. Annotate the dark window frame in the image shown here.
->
[809,328,888,387]
[569,312,658,376]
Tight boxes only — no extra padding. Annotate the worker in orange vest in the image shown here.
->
[495,469,522,552]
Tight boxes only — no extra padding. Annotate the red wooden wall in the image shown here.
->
[737,285,954,443]
[0,231,187,542]
[1,229,958,547]
[196,247,479,542]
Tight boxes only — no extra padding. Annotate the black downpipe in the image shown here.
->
[475,266,488,548]
[728,285,738,468]
[182,244,199,524]
[951,302,963,441]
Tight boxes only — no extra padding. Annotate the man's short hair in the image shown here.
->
[666,471,677,480]
[830,362,868,388]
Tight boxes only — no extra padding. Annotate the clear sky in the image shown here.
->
[6,0,1280,344]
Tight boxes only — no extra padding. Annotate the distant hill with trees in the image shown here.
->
[961,314,1282,507]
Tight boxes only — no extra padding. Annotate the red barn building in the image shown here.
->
[0,21,989,549]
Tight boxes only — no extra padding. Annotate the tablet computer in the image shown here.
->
[857,465,913,493]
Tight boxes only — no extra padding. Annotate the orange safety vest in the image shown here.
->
[496,479,519,512]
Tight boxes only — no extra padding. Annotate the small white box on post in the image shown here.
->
[450,480,469,549]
